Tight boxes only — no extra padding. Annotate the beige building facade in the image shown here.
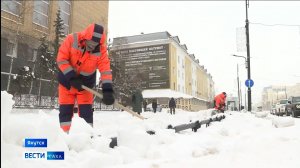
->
[262,83,300,110]
[111,32,215,111]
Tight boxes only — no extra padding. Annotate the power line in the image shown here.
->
[250,22,300,37]
[250,22,300,27]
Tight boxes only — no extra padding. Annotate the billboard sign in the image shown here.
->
[112,44,170,89]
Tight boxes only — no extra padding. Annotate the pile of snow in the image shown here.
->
[255,111,268,118]
[142,89,208,101]
[1,91,300,168]
[272,116,295,128]
[1,91,14,118]
[1,91,15,141]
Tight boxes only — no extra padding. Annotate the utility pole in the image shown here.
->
[285,86,287,99]
[231,56,247,110]
[237,64,241,111]
[245,0,252,111]
[245,87,247,110]
[240,80,242,109]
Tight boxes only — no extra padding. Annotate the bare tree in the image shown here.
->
[108,37,139,106]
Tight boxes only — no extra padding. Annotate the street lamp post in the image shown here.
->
[232,55,247,67]
[234,62,246,111]
[231,54,251,111]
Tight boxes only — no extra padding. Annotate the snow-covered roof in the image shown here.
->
[112,31,171,45]
[142,89,208,102]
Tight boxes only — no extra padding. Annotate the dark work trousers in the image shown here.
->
[153,108,157,113]
[170,107,175,115]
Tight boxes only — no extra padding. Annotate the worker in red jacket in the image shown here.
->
[214,92,227,113]
[56,23,114,133]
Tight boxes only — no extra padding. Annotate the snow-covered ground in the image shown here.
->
[1,91,300,168]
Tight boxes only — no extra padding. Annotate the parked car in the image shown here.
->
[257,106,262,112]
[286,96,300,117]
[270,104,276,115]
[275,99,288,116]
[146,104,162,112]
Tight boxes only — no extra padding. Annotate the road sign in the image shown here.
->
[245,79,254,88]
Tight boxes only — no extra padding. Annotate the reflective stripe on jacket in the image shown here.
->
[56,23,112,89]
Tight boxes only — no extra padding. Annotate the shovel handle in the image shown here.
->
[82,85,146,120]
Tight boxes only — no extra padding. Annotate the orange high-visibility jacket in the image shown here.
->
[56,23,112,89]
[214,93,226,109]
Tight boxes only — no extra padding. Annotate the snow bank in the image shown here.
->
[272,116,295,128]
[142,89,208,101]
[66,117,95,152]
[1,91,14,121]
[142,89,194,99]
[1,100,300,168]
[1,91,15,141]
[255,111,268,118]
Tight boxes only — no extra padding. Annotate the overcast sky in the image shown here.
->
[107,1,300,104]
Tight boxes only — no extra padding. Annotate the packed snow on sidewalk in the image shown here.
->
[1,91,300,168]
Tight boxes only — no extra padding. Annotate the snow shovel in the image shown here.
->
[82,85,146,120]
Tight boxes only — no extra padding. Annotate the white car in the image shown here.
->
[270,104,276,115]
[275,99,288,116]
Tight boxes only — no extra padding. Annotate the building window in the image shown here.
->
[59,0,71,35]
[1,0,21,16]
[6,42,16,57]
[33,0,49,27]
[28,49,37,62]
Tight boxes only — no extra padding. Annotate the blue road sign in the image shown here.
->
[245,79,254,88]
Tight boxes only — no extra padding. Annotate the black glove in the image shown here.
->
[192,121,201,132]
[70,77,83,91]
[217,106,223,111]
[102,83,115,105]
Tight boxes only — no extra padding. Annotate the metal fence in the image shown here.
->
[13,94,58,108]
[13,94,119,111]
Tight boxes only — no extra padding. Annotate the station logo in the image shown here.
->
[23,138,64,160]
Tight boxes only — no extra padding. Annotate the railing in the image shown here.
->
[13,94,58,109]
[12,94,119,111]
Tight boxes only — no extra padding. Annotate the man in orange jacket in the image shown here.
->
[214,92,227,113]
[56,23,114,133]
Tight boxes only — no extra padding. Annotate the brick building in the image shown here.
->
[1,0,108,96]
